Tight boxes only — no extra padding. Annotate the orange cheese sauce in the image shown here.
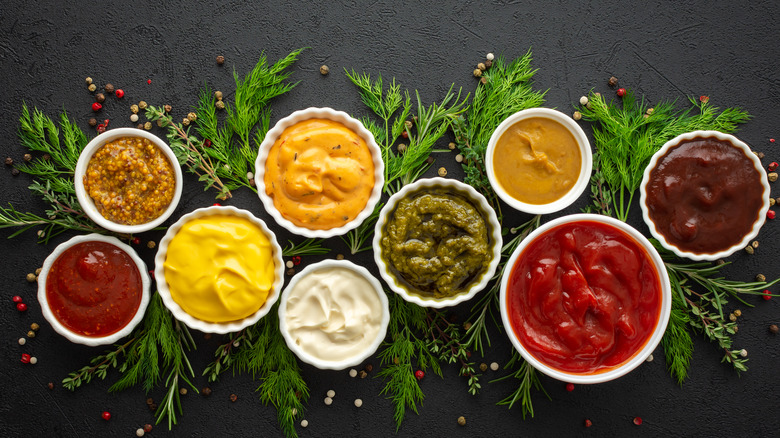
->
[264,118,375,230]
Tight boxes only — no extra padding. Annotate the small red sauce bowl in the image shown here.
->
[38,234,150,346]
[499,214,671,384]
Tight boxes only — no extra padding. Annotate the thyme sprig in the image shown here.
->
[203,306,308,438]
[494,351,550,419]
[452,50,547,220]
[63,293,197,429]
[425,310,480,395]
[579,90,750,221]
[345,70,468,194]
[281,237,330,257]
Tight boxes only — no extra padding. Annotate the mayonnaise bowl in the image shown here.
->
[278,260,390,370]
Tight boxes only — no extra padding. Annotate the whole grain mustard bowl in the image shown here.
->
[278,260,390,370]
[485,108,592,215]
[500,214,671,384]
[373,177,502,308]
[154,206,285,334]
[75,128,183,234]
[255,107,384,239]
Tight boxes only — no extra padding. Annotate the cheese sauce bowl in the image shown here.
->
[640,130,770,261]
[75,128,183,234]
[486,108,592,215]
[374,178,502,308]
[255,107,384,239]
[278,260,390,370]
[154,206,285,334]
[38,234,150,346]
[500,214,671,384]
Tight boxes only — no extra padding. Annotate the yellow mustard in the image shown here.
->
[164,215,276,322]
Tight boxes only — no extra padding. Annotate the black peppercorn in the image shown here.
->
[22,153,32,162]
[770,324,779,334]
[229,394,238,402]
[484,59,492,68]
[88,118,97,127]
[47,382,54,390]
[216,55,225,65]
[11,168,20,176]
[608,76,619,87]
[202,387,212,396]
[95,93,105,103]
[4,157,13,166]
[42,153,50,161]
[104,83,114,94]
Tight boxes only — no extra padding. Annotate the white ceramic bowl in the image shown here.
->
[373,177,502,308]
[38,233,151,346]
[254,107,384,238]
[639,130,770,261]
[500,214,671,384]
[278,260,390,370]
[154,206,284,334]
[75,128,183,234]
[485,108,592,215]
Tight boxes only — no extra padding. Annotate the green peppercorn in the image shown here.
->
[187,112,197,121]
[215,100,225,110]
[23,153,32,162]
[31,323,40,331]
[88,84,97,93]
[477,62,486,71]
[26,273,36,283]
[138,101,148,110]
[769,172,778,182]
[457,416,466,426]
[182,118,190,126]
[214,91,223,100]
[144,121,152,130]
[85,77,93,85]
[130,104,139,114]
[573,111,582,121]
[27,330,35,338]
[756,274,766,282]
[473,68,482,78]
[320,65,329,75]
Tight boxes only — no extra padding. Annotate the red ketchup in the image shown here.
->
[506,221,661,374]
[46,241,142,337]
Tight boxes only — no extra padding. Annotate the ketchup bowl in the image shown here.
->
[639,130,770,261]
[38,234,151,347]
[499,214,671,384]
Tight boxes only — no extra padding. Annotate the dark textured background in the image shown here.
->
[2,1,779,436]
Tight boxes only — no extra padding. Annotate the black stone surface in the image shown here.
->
[1,1,779,437]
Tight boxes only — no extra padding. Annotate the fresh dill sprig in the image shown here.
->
[661,288,694,385]
[63,293,197,430]
[203,306,309,438]
[6,105,105,242]
[376,293,433,431]
[281,238,330,257]
[195,49,304,193]
[578,91,750,221]
[452,50,547,220]
[340,203,383,254]
[494,351,550,419]
[345,70,468,195]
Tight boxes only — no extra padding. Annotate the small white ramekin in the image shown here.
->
[499,214,671,384]
[154,206,285,334]
[75,128,183,234]
[373,177,502,308]
[486,108,592,215]
[38,233,151,346]
[254,108,384,238]
[639,130,770,261]
[278,260,390,370]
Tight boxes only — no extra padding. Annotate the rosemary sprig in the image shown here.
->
[345,70,468,195]
[63,293,197,429]
[494,351,550,419]
[340,203,383,254]
[452,50,547,220]
[203,305,308,438]
[579,91,750,221]
[281,238,330,257]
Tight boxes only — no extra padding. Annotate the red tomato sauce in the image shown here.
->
[46,241,143,337]
[506,221,661,374]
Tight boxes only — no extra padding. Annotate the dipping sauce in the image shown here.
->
[283,266,384,363]
[264,118,375,230]
[492,117,581,204]
[84,136,176,225]
[163,215,276,323]
[45,241,143,337]
[644,136,764,254]
[381,188,492,299]
[506,220,662,374]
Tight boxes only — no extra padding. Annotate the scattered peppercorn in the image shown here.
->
[565,383,575,392]
[104,83,114,94]
[23,153,32,162]
[734,309,742,317]
[365,363,373,372]
[91,102,102,112]
[144,122,152,130]
[646,354,654,362]
[477,62,486,71]
[29,356,37,365]
[95,93,105,103]
[617,88,627,97]
[136,428,144,437]
[572,111,582,121]
[349,369,357,377]
[27,330,35,338]
[320,65,330,75]
[438,167,447,177]
[486,52,495,61]
[359,370,368,379]
[102,411,111,421]
[130,114,139,123]
[148,403,157,411]
[179,388,187,395]
[768,172,778,182]
[327,389,335,398]
[88,84,97,93]
[585,419,593,427]
[473,68,482,78]
[336,254,344,260]
[729,313,737,322]
[767,210,776,220]
[771,198,777,207]
[47,382,54,390]
[324,397,333,406]
[130,104,139,114]
[770,324,779,334]
[740,349,748,357]
[216,55,225,65]
[608,76,618,87]
[215,100,225,110]
[633,417,642,426]
[230,394,238,402]
[752,240,760,249]
[85,77,93,85]
[202,387,212,396]
[479,363,488,372]
[11,168,20,176]
[763,290,772,301]
[18,338,25,345]
[579,96,589,105]
[415,370,425,380]
[457,416,466,426]
[354,398,363,408]
[287,268,295,276]
[301,419,309,428]
[138,101,148,110]
[397,143,406,153]
[286,260,294,269]
[146,241,156,249]
[144,424,153,433]
[26,273,36,283]
[490,362,499,371]
[136,123,145,130]
[4,157,12,166]
[20,353,31,364]
[115,89,125,98]
[745,245,755,254]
